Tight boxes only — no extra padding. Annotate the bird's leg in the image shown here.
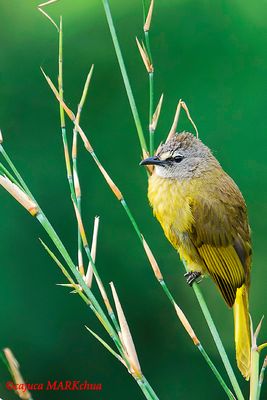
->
[184,271,202,286]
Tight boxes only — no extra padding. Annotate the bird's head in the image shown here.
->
[140,132,219,179]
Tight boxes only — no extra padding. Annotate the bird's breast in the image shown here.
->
[148,174,194,249]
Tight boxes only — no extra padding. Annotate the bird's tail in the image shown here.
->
[233,284,251,380]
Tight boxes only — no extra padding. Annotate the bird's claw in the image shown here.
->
[184,271,202,286]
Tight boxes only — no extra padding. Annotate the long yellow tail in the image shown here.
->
[233,284,251,380]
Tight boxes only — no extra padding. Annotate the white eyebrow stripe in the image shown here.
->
[160,151,172,161]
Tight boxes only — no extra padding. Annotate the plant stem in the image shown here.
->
[250,348,259,400]
[144,28,154,155]
[102,0,148,154]
[149,72,154,155]
[44,87,236,397]
[144,31,153,65]
[99,5,239,395]
[257,356,267,400]
[58,20,76,202]
[188,273,244,400]
[0,144,126,362]
[0,145,32,197]
[159,280,235,400]
[41,29,237,398]
[121,199,143,241]
[99,8,240,394]
[0,161,23,188]
[138,376,159,400]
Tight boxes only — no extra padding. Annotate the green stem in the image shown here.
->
[102,0,148,154]
[136,376,159,400]
[59,18,85,277]
[38,208,159,399]
[189,275,244,400]
[142,376,160,400]
[58,19,77,206]
[149,72,154,155]
[0,161,23,189]
[77,192,83,268]
[61,127,76,202]
[37,212,125,357]
[99,9,239,394]
[257,357,267,400]
[0,145,31,197]
[159,280,235,399]
[121,199,143,241]
[142,2,155,156]
[83,243,121,335]
[0,145,126,362]
[199,344,236,400]
[250,349,259,400]
[57,119,236,398]
[80,154,233,396]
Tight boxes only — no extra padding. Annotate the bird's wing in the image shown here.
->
[188,174,251,307]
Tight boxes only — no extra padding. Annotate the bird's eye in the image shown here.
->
[173,155,184,163]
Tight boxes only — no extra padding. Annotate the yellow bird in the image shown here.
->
[141,132,251,380]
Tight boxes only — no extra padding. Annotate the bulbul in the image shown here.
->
[140,132,251,380]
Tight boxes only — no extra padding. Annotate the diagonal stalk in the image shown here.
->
[102,2,243,398]
[257,356,267,400]
[102,0,147,155]
[186,264,244,400]
[42,75,235,398]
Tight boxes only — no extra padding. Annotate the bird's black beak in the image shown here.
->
[139,156,162,166]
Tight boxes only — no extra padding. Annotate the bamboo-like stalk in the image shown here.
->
[58,17,86,276]
[85,216,99,288]
[0,154,161,399]
[187,266,244,400]
[0,158,124,361]
[158,281,235,399]
[58,18,76,204]
[56,29,122,334]
[72,199,121,333]
[38,3,242,398]
[110,282,159,399]
[250,348,259,400]
[3,348,33,400]
[102,0,148,155]
[72,66,94,277]
[250,318,263,400]
[101,3,245,398]
[39,12,159,394]
[42,72,234,398]
[257,356,267,400]
[143,0,155,155]
[0,161,24,188]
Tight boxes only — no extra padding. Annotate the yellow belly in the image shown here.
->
[148,174,205,273]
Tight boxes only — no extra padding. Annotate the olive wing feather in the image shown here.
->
[188,173,251,307]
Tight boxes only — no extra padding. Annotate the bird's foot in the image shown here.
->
[184,271,202,286]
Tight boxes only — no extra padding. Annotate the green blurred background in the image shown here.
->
[0,0,266,398]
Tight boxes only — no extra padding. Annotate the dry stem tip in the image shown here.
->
[136,37,153,73]
[110,282,142,378]
[3,348,31,400]
[150,93,164,133]
[144,0,155,32]
[0,176,38,216]
[174,303,200,346]
[142,237,163,281]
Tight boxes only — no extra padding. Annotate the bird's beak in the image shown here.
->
[139,156,163,166]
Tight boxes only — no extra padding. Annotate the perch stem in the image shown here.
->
[183,261,244,400]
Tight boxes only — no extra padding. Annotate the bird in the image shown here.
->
[140,131,251,380]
